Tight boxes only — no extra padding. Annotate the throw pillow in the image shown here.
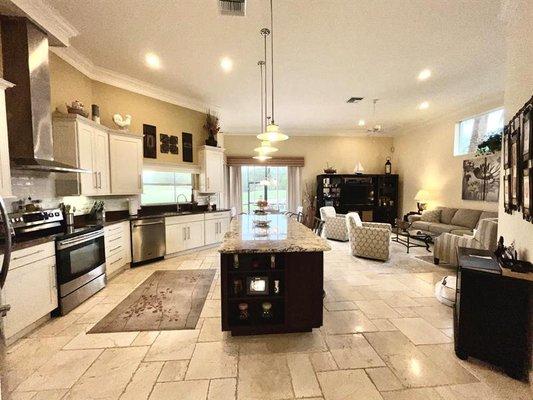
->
[420,209,441,223]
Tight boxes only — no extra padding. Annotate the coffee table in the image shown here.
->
[392,219,434,253]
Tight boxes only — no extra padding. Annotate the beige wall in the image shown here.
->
[394,98,503,216]
[498,0,533,261]
[49,52,207,167]
[224,134,394,191]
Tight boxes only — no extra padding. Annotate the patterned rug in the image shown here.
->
[89,270,215,333]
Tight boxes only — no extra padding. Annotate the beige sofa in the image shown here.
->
[408,207,498,236]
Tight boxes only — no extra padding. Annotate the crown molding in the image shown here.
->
[51,46,219,114]
[8,0,79,46]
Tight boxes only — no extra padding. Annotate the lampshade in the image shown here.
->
[257,123,289,142]
[253,154,272,162]
[414,190,430,202]
[254,141,278,154]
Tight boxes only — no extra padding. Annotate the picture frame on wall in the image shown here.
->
[522,102,531,163]
[504,171,511,214]
[510,128,520,210]
[143,124,157,159]
[523,167,531,221]
[503,125,510,169]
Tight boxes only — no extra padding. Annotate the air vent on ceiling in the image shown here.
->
[347,97,364,103]
[219,0,246,16]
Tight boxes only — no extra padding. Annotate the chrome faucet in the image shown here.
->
[176,194,189,212]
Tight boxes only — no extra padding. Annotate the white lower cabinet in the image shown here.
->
[104,221,131,276]
[1,242,57,340]
[204,212,231,245]
[166,212,230,254]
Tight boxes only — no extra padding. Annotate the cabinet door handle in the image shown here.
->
[188,227,191,240]
[98,172,102,188]
[93,171,98,188]
[207,177,209,189]
[138,174,142,189]
[183,227,187,241]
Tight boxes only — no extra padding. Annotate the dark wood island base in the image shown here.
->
[218,214,330,336]
[220,251,324,336]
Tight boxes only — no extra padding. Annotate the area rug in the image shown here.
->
[89,270,215,333]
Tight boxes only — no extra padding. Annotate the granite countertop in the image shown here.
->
[218,214,331,254]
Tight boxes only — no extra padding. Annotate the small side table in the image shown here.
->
[392,219,432,253]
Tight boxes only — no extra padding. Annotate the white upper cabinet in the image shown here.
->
[199,145,224,193]
[109,132,143,195]
[108,131,143,195]
[53,115,110,196]
[0,79,14,198]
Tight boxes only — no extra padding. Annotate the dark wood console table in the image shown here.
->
[455,247,532,380]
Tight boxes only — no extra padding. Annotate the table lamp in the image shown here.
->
[414,190,430,212]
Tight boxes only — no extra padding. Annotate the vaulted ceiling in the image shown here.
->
[46,0,506,135]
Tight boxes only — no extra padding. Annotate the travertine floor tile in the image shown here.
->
[63,332,139,349]
[16,349,103,391]
[286,354,322,398]
[413,305,454,329]
[310,352,338,372]
[157,360,189,382]
[390,317,452,345]
[323,310,378,334]
[238,354,293,400]
[199,299,221,318]
[365,367,404,391]
[185,342,238,380]
[238,331,326,354]
[434,382,502,400]
[119,362,163,400]
[325,334,385,369]
[198,318,227,342]
[207,378,236,400]
[355,300,401,319]
[66,346,148,400]
[317,369,382,400]
[131,331,160,346]
[149,380,209,400]
[144,330,199,361]
[381,387,444,400]
[324,301,358,311]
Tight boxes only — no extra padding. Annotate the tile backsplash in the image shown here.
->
[10,170,136,214]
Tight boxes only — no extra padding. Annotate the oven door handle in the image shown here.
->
[57,230,104,250]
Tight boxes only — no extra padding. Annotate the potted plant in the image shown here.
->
[204,110,220,147]
[303,182,317,228]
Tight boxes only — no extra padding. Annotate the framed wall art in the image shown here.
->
[523,167,531,221]
[522,102,531,163]
[160,133,170,153]
[143,124,157,159]
[462,155,500,202]
[510,126,520,210]
[182,132,193,163]
[169,135,179,155]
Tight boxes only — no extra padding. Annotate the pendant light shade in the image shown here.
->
[254,140,278,154]
[253,154,272,161]
[257,123,288,142]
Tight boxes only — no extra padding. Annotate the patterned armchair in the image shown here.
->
[346,212,392,261]
[319,206,348,241]
[433,218,498,266]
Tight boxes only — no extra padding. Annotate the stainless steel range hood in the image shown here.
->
[0,17,88,173]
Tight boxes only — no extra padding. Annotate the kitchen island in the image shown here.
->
[218,214,330,335]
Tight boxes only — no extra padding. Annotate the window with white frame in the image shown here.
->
[141,170,193,205]
[454,108,504,156]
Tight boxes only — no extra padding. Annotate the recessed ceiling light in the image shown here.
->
[418,101,430,110]
[358,119,365,126]
[418,69,431,81]
[220,57,233,72]
[145,53,161,69]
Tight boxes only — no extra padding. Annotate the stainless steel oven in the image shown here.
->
[56,227,106,315]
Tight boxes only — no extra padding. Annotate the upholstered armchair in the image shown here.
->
[319,206,348,241]
[433,218,498,267]
[346,212,392,261]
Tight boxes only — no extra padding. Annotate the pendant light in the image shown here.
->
[257,0,288,142]
[253,60,272,161]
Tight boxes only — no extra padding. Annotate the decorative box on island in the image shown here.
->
[218,214,330,336]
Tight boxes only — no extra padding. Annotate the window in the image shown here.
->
[454,108,504,156]
[141,170,192,205]
[241,166,288,214]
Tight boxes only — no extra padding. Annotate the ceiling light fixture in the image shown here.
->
[358,119,365,126]
[418,69,432,81]
[257,0,288,142]
[220,57,233,72]
[255,141,278,154]
[418,101,430,110]
[145,53,161,69]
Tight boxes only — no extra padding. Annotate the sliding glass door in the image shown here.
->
[241,166,288,214]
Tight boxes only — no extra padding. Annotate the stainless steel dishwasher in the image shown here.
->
[131,218,166,265]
